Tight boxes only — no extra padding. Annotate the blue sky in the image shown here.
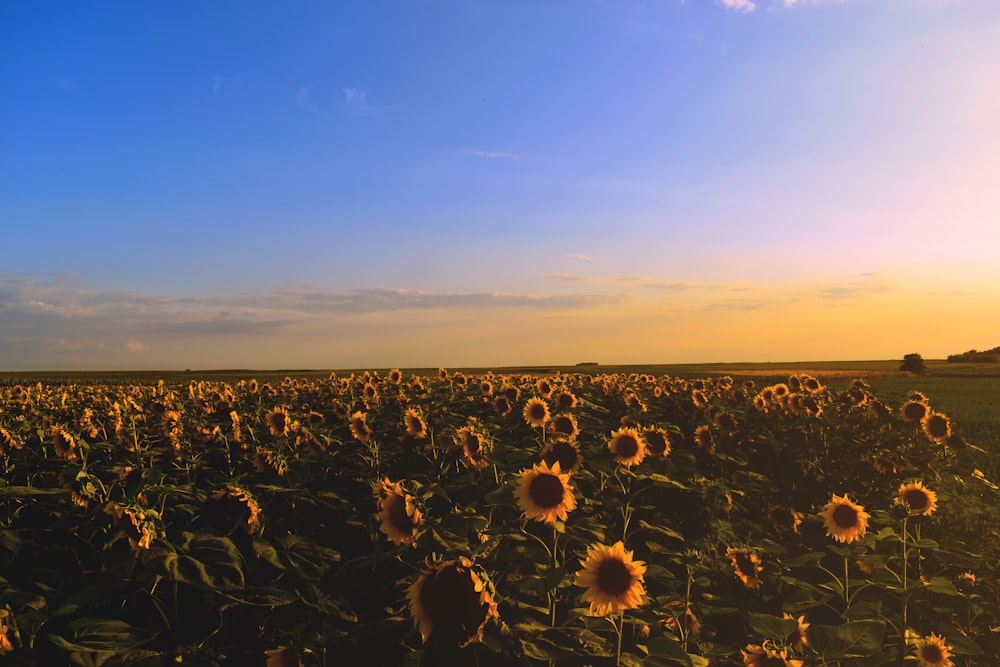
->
[2,0,999,370]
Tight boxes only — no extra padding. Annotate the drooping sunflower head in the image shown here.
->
[820,494,870,544]
[514,461,576,525]
[493,396,512,417]
[404,408,428,439]
[407,558,499,647]
[694,425,716,454]
[911,633,953,667]
[767,505,802,534]
[726,547,763,590]
[574,541,647,616]
[540,438,584,475]
[459,426,490,465]
[642,426,671,457]
[267,407,290,437]
[549,413,579,439]
[608,427,647,467]
[922,412,951,442]
[898,481,938,516]
[51,427,78,460]
[349,411,372,443]
[373,478,423,547]
[523,397,551,428]
[783,613,810,651]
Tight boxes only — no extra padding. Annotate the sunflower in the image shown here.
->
[331,399,350,420]
[922,412,951,442]
[388,368,403,385]
[408,557,499,647]
[105,501,157,551]
[801,375,823,393]
[901,399,929,423]
[912,633,953,667]
[480,380,494,396]
[212,485,262,534]
[608,427,647,467]
[540,438,584,475]
[349,411,372,443]
[691,390,707,407]
[549,413,579,439]
[783,613,809,652]
[820,494,870,544]
[898,481,938,516]
[555,390,578,409]
[362,382,379,403]
[493,396,512,417]
[267,407,290,437]
[726,547,763,590]
[52,427,78,460]
[642,426,671,457]
[459,426,490,468]
[957,571,976,592]
[373,478,422,547]
[575,541,647,616]
[523,397,550,428]
[768,505,802,534]
[514,461,576,525]
[693,425,716,455]
[404,408,428,439]
[741,644,803,667]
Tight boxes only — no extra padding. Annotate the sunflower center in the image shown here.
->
[734,552,755,576]
[903,402,927,420]
[465,434,481,454]
[529,404,546,420]
[544,442,581,472]
[832,504,859,529]
[595,558,633,596]
[386,494,414,533]
[645,431,667,455]
[926,416,948,437]
[553,416,575,435]
[920,644,943,661]
[615,435,639,459]
[903,489,929,511]
[528,473,565,509]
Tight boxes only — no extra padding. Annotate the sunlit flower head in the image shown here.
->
[549,413,579,440]
[267,407,290,437]
[575,541,647,616]
[820,494,870,544]
[52,427,78,460]
[898,481,938,516]
[801,375,823,393]
[493,396,512,417]
[407,558,499,647]
[726,547,763,590]
[608,427,647,467]
[540,438,584,475]
[212,485,262,534]
[388,368,403,385]
[105,501,157,551]
[901,399,929,423]
[922,412,951,442]
[555,390,578,409]
[694,425,715,454]
[523,397,551,428]
[373,478,423,547]
[349,411,372,443]
[536,378,553,398]
[514,461,576,525]
[912,633,953,667]
[741,644,803,667]
[404,408,428,439]
[459,425,489,467]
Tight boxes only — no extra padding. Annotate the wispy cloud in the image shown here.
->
[548,274,721,291]
[298,85,323,114]
[568,254,592,262]
[719,0,756,12]
[342,87,389,118]
[465,150,519,160]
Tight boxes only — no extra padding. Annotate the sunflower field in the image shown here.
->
[1,370,998,666]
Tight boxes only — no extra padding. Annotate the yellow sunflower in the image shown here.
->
[349,411,372,443]
[373,478,422,547]
[783,613,810,652]
[267,407,290,437]
[407,557,499,647]
[741,644,803,667]
[898,481,938,516]
[608,427,647,467]
[540,438,584,475]
[901,399,929,423]
[912,633,953,667]
[523,397,551,428]
[52,427,78,460]
[641,426,671,457]
[726,547,763,590]
[549,413,580,440]
[820,494,870,544]
[493,396,512,417]
[693,425,716,455]
[459,426,490,468]
[388,368,403,385]
[575,541,647,616]
[922,412,951,442]
[555,390,578,409]
[404,408,428,439]
[514,461,576,524]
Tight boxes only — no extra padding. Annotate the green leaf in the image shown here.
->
[45,617,157,653]
[646,636,694,666]
[923,576,959,596]
[747,613,800,642]
[810,620,884,659]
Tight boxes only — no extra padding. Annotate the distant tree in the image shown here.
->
[899,353,927,375]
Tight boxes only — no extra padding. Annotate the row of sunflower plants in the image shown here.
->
[0,370,998,666]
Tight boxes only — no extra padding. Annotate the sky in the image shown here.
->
[2,0,999,371]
